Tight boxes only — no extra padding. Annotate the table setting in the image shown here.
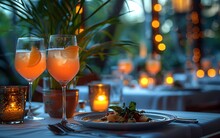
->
[1,1,220,138]
[1,100,220,138]
[1,74,219,138]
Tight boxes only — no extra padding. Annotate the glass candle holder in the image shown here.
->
[89,83,110,112]
[0,86,27,124]
[101,75,123,106]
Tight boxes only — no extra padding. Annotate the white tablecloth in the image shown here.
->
[0,105,220,138]
[76,85,220,111]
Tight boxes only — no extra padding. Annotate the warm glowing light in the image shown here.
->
[140,77,149,88]
[10,102,16,108]
[196,69,205,78]
[97,95,106,101]
[193,55,200,62]
[75,27,84,35]
[118,59,133,75]
[164,73,174,85]
[141,78,148,84]
[193,48,201,62]
[76,5,83,14]
[139,43,147,58]
[172,0,191,13]
[139,72,149,88]
[158,43,166,51]
[191,12,199,24]
[154,4,162,12]
[166,76,174,85]
[155,34,163,42]
[148,77,155,86]
[152,20,160,28]
[93,94,108,112]
[207,68,216,78]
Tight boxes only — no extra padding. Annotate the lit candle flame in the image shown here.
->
[97,95,106,101]
[10,102,16,108]
[165,76,174,85]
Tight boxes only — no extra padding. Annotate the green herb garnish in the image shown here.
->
[108,101,146,122]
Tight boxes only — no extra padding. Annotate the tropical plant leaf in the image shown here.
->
[0,0,138,85]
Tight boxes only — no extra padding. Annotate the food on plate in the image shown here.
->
[99,101,152,123]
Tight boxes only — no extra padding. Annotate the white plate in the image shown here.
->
[74,111,175,130]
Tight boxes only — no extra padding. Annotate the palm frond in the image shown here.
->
[0,0,137,78]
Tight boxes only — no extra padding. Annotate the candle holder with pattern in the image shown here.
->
[0,86,27,124]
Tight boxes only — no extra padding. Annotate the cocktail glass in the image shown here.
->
[47,35,79,124]
[118,58,133,85]
[15,37,46,120]
[118,59,133,75]
[145,54,161,87]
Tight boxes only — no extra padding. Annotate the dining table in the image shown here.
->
[76,84,220,111]
[0,102,220,138]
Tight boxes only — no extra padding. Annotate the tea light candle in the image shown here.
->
[139,73,149,88]
[89,83,110,112]
[3,102,24,121]
[164,73,174,86]
[93,95,109,112]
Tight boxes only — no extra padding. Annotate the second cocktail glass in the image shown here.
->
[47,35,79,124]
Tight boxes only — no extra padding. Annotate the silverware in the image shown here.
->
[48,123,95,137]
[48,124,67,135]
[48,123,137,137]
[174,117,198,124]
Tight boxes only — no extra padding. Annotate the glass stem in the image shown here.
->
[61,85,67,124]
[27,81,33,119]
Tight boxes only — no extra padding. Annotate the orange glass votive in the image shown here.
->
[89,83,110,112]
[0,86,27,124]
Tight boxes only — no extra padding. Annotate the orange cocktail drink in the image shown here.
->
[15,46,46,81]
[47,46,79,84]
[146,59,161,75]
[118,59,133,75]
[47,35,79,124]
[15,37,45,121]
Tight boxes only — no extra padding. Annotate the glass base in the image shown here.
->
[24,116,44,120]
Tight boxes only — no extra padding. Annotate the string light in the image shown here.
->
[154,4,162,12]
[155,34,163,42]
[207,68,216,78]
[152,20,160,28]
[196,69,205,78]
[158,43,166,51]
[151,1,165,53]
